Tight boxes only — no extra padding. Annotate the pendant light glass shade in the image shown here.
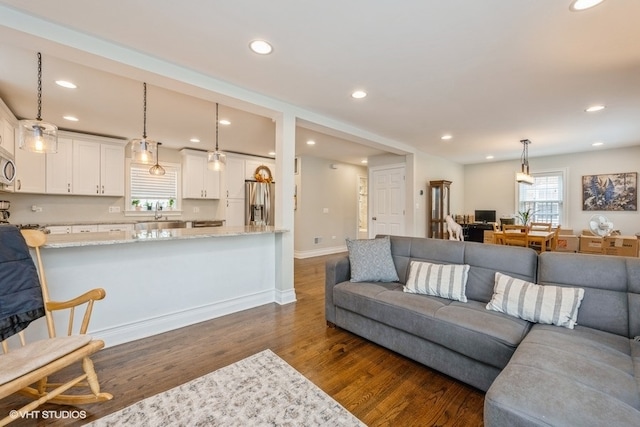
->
[207,103,226,171]
[19,52,58,154]
[516,139,534,185]
[130,82,156,164]
[149,142,166,176]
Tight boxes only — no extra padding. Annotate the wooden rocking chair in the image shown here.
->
[0,229,111,426]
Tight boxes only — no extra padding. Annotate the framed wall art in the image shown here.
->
[582,172,637,211]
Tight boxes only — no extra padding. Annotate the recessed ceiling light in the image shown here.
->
[55,80,77,89]
[441,134,453,140]
[351,90,367,99]
[268,151,276,156]
[219,119,231,125]
[585,105,605,112]
[306,140,316,145]
[63,115,78,122]
[361,159,368,164]
[486,155,494,160]
[569,0,604,11]
[592,141,605,146]
[190,138,200,143]
[249,39,273,55]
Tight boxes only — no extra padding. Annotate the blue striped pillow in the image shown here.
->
[486,272,585,329]
[403,261,470,302]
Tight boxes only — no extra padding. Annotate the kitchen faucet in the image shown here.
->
[154,202,163,220]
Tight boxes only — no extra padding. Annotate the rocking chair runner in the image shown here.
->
[0,228,111,425]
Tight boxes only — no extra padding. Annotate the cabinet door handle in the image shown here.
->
[17,179,21,191]
[102,185,105,194]
[96,185,99,194]
[68,183,71,193]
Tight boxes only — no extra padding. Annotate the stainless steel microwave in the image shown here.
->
[0,146,16,185]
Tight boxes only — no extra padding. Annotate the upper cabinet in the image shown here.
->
[72,139,125,196]
[0,98,15,156]
[15,130,125,196]
[181,149,220,199]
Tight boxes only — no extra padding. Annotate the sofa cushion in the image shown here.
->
[487,272,584,329]
[346,236,399,282]
[333,282,531,369]
[403,260,470,302]
[485,324,640,426]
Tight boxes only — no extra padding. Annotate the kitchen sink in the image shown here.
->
[134,220,186,231]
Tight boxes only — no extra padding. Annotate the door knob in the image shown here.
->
[372,217,377,221]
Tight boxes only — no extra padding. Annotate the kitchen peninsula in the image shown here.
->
[31,226,291,347]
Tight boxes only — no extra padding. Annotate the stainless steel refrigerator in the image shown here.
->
[245,180,275,226]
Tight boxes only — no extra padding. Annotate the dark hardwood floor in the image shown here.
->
[1,254,485,426]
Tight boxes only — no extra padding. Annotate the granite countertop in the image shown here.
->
[43,226,287,248]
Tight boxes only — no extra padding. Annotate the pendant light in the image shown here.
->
[149,142,166,175]
[18,52,58,154]
[207,103,226,171]
[516,139,534,185]
[130,82,157,164]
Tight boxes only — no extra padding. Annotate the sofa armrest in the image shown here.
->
[325,255,350,324]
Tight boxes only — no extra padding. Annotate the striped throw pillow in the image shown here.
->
[403,261,469,302]
[486,272,585,329]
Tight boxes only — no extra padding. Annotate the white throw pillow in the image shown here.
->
[346,236,399,282]
[403,261,469,302]
[486,272,585,329]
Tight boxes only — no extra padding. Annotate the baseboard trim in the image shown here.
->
[93,290,275,348]
[294,245,347,259]
[275,288,297,305]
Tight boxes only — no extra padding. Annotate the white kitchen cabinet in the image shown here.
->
[225,156,246,199]
[181,149,220,199]
[72,139,124,196]
[226,197,245,227]
[71,224,99,233]
[46,225,72,234]
[0,117,15,156]
[46,137,73,194]
[97,223,134,232]
[14,143,46,193]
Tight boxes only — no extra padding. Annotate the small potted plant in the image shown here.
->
[517,208,534,227]
[132,199,141,211]
[145,201,153,211]
[168,198,175,211]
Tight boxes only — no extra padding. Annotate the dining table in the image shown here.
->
[493,229,556,252]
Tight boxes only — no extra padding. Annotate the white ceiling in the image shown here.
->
[0,0,639,166]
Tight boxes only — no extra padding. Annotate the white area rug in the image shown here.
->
[87,349,365,426]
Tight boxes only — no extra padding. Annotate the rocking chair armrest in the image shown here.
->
[46,288,106,312]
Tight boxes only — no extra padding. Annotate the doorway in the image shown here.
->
[369,165,406,237]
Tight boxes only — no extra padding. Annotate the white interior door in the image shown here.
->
[370,166,405,237]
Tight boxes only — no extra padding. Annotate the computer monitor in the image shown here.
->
[474,210,496,223]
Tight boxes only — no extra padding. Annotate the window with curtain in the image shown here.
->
[517,170,565,227]
[128,162,180,212]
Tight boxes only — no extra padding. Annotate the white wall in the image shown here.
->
[464,145,640,235]
[294,156,366,257]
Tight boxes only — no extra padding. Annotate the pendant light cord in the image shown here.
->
[215,102,219,151]
[36,52,43,121]
[143,82,148,139]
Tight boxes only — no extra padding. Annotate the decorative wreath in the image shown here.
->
[254,165,273,183]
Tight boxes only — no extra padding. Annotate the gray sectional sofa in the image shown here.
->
[325,235,640,426]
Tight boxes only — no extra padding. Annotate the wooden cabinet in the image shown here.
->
[226,198,245,227]
[225,156,246,199]
[46,137,73,194]
[181,149,220,199]
[0,117,15,156]
[428,180,451,239]
[72,139,124,196]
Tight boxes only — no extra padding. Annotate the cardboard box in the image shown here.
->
[558,228,574,236]
[556,235,579,252]
[484,230,494,244]
[602,236,639,257]
[579,235,603,254]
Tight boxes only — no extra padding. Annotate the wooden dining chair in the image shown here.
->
[0,228,111,426]
[502,225,529,248]
[492,223,505,245]
[530,222,552,231]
